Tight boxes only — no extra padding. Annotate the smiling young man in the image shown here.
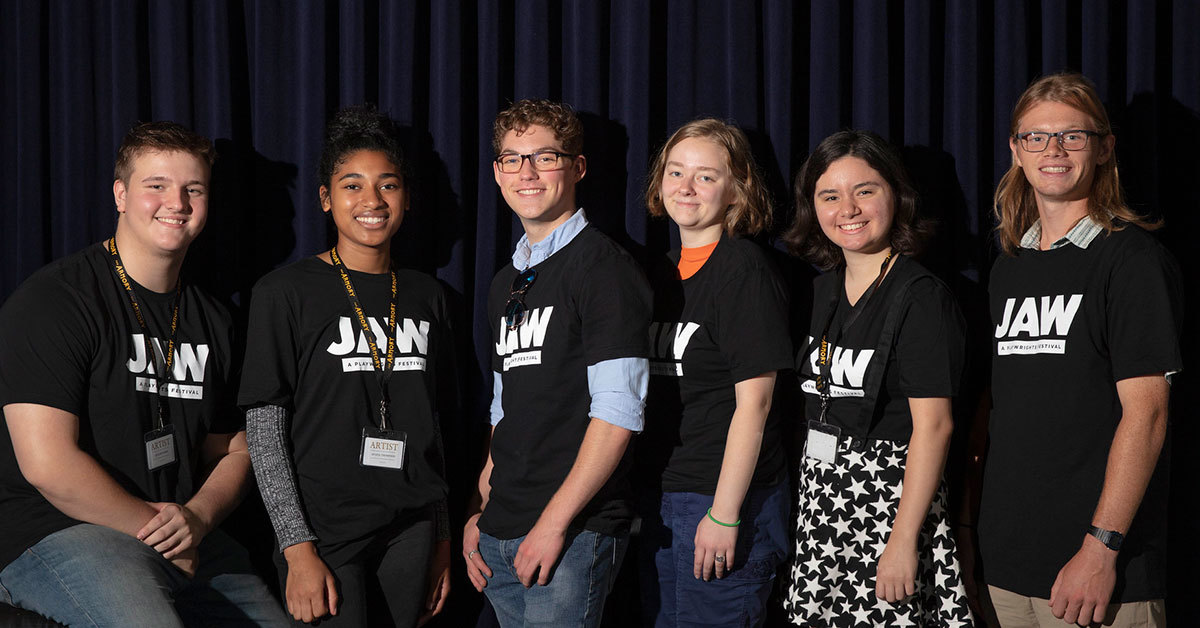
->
[982,73,1182,627]
[0,122,287,626]
[461,99,652,627]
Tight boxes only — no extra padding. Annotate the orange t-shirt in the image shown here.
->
[677,241,719,280]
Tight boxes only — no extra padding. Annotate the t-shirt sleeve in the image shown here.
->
[0,277,96,415]
[237,279,299,410]
[1106,239,1184,382]
[894,278,966,398]
[715,263,793,383]
[577,253,652,365]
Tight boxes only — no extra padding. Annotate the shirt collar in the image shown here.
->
[1019,214,1104,251]
[511,209,588,269]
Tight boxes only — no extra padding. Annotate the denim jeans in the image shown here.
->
[478,528,627,628]
[638,482,790,628]
[0,523,289,628]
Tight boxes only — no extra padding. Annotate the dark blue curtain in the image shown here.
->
[3,2,1197,625]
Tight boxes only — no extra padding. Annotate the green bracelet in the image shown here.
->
[706,507,740,527]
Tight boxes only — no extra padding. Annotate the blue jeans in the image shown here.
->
[478,528,627,628]
[638,482,790,628]
[0,524,288,628]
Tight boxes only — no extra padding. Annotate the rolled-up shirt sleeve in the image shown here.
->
[489,370,504,426]
[587,357,649,432]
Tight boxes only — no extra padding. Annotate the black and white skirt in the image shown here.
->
[783,436,973,627]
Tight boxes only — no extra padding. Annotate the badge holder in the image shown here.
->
[144,423,177,471]
[360,426,407,470]
[804,420,840,465]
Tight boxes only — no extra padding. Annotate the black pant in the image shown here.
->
[274,510,435,628]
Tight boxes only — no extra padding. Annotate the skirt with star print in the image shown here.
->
[782,435,973,627]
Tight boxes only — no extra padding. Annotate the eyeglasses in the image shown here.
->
[504,268,538,330]
[495,151,577,174]
[1014,129,1103,152]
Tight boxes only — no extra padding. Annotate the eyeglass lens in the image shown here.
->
[1020,131,1094,152]
[496,152,567,173]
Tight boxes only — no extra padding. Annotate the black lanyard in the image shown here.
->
[814,253,893,420]
[329,246,398,429]
[108,237,181,431]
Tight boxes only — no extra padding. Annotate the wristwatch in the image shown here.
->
[1087,525,1124,551]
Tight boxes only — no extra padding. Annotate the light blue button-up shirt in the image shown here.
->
[489,209,649,431]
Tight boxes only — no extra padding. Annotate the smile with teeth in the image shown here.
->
[517,189,543,196]
[1039,166,1070,173]
[156,217,186,225]
[839,222,867,232]
[356,215,387,225]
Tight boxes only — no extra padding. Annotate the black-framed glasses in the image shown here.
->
[1014,129,1103,152]
[504,268,538,330]
[495,151,578,174]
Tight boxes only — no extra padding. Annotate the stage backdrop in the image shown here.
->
[2,1,1197,626]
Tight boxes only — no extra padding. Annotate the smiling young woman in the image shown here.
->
[781,130,972,627]
[637,118,791,628]
[239,105,454,627]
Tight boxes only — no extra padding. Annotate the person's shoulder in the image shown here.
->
[892,256,954,302]
[6,244,108,309]
[252,256,327,293]
[395,267,448,302]
[569,226,646,276]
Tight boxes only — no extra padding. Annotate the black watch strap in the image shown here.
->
[1087,525,1124,551]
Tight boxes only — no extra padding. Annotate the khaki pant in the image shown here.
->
[988,585,1165,628]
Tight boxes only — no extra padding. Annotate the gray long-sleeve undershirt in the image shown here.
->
[245,404,318,551]
[246,404,451,551]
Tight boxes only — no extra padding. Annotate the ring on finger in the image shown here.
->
[714,554,725,564]
[468,549,478,559]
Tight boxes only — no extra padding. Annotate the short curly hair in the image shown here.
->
[113,121,214,184]
[492,99,584,156]
[784,130,927,270]
[318,104,406,188]
[645,118,772,237]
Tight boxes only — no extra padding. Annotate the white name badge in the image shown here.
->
[360,427,406,470]
[804,420,840,465]
[144,425,177,471]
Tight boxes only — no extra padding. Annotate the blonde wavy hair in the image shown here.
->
[645,118,772,237]
[994,72,1158,255]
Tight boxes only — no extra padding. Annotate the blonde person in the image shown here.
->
[781,130,972,626]
[636,119,792,627]
[980,72,1181,627]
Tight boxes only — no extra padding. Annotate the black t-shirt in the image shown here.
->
[795,255,965,440]
[980,225,1183,602]
[481,225,651,540]
[642,235,792,493]
[238,257,451,568]
[0,242,238,570]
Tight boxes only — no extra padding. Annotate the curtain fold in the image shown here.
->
[2,2,1197,622]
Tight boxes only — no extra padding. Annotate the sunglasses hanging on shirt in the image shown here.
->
[504,267,538,330]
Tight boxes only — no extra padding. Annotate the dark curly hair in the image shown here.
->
[318,104,406,188]
[784,130,928,270]
[114,121,214,184]
[492,99,584,156]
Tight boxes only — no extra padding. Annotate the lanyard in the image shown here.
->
[107,237,181,431]
[814,253,893,419]
[329,246,398,430]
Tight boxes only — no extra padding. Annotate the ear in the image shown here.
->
[1096,133,1116,165]
[1008,136,1022,168]
[113,179,127,213]
[573,154,587,182]
[493,160,504,187]
[319,186,331,213]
